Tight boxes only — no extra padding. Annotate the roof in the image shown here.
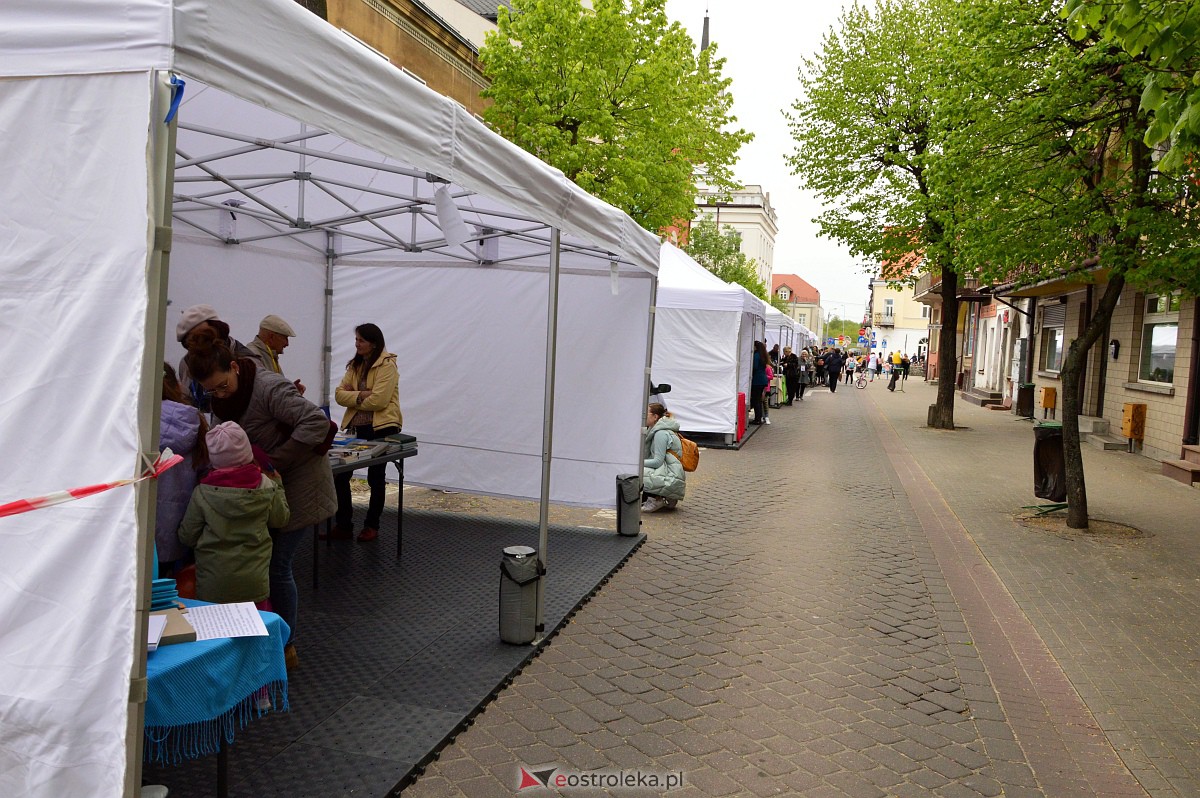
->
[454,0,510,20]
[772,274,820,304]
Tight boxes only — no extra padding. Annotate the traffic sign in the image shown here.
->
[859,328,866,336]
[826,338,835,346]
[858,336,867,344]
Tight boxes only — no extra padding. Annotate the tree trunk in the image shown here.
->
[1060,273,1126,529]
[928,266,959,429]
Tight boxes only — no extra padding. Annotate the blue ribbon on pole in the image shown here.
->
[163,75,186,124]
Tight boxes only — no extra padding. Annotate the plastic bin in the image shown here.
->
[1033,422,1066,502]
[1016,383,1035,418]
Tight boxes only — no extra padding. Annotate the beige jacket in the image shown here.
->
[335,352,402,431]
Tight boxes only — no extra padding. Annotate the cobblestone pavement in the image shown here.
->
[868,379,1200,797]
[401,378,1199,797]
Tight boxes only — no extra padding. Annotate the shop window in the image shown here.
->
[1139,292,1180,383]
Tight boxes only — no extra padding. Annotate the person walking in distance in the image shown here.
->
[824,348,844,394]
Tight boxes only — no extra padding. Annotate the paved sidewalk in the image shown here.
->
[401,378,1199,797]
[868,378,1200,797]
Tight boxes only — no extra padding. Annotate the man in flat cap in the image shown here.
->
[248,314,305,395]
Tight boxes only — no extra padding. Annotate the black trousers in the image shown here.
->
[334,424,400,528]
[784,373,797,404]
[750,385,767,423]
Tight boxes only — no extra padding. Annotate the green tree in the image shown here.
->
[786,0,963,429]
[938,0,1200,528]
[682,220,767,298]
[479,0,752,233]
[1063,0,1200,172]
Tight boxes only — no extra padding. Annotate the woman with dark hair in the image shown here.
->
[185,328,336,668]
[331,323,402,542]
[175,304,253,411]
[750,340,770,425]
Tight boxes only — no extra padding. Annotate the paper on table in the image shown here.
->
[184,602,269,640]
[147,614,167,652]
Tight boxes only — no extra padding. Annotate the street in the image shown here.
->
[405,377,1200,797]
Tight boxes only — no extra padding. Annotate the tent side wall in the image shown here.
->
[651,308,741,435]
[331,264,653,506]
[0,71,157,796]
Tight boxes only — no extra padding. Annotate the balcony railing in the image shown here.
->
[912,273,979,302]
[873,313,895,327]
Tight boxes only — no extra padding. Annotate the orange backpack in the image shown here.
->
[674,433,699,472]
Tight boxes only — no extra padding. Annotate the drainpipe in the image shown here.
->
[1079,285,1092,415]
[1026,296,1038,384]
[1184,300,1200,446]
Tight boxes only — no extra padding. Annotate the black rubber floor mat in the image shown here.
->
[142,509,643,797]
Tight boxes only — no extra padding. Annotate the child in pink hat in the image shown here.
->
[177,422,290,606]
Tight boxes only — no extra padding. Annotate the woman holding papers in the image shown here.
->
[331,323,402,543]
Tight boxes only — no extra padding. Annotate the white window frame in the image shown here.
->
[1139,292,1181,384]
[1039,303,1065,372]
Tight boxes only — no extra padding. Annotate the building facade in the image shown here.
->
[772,274,822,340]
[866,276,930,358]
[297,0,499,116]
[694,184,778,287]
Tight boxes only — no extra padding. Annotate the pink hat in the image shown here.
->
[206,422,253,469]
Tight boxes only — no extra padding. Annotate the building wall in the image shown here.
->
[1026,285,1194,462]
[329,0,491,116]
[695,185,778,286]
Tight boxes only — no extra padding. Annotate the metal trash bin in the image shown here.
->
[616,473,641,536]
[1033,422,1066,502]
[499,545,540,644]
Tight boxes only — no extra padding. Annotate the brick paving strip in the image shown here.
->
[862,391,1148,797]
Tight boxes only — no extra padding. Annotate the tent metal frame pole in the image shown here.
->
[322,231,336,410]
[640,274,660,489]
[127,70,178,798]
[535,228,562,643]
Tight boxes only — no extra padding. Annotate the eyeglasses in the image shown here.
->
[201,377,232,398]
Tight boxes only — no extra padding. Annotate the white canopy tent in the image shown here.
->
[0,1,660,796]
[651,243,764,438]
[763,303,797,354]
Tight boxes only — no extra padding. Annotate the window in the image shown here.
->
[798,313,807,326]
[1140,292,1181,383]
[884,298,894,317]
[778,287,790,301]
[1039,302,1066,372]
[921,305,930,319]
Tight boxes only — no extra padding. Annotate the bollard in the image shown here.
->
[499,545,540,644]
[616,474,641,536]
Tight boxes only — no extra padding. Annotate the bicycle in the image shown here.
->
[855,367,868,389]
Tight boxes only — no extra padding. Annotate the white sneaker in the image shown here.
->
[641,496,668,513]
[764,417,771,424]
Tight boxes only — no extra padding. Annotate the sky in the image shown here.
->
[664,0,872,324]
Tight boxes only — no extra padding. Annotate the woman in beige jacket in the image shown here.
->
[331,323,402,542]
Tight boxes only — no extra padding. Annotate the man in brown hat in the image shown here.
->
[248,314,305,395]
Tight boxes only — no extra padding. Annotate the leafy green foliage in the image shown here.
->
[682,220,767,298]
[939,0,1200,296]
[480,0,752,233]
[1063,0,1200,172]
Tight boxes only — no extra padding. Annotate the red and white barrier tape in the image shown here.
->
[0,450,184,518]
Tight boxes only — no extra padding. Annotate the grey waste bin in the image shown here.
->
[1033,422,1066,502]
[499,545,541,644]
[616,473,641,536]
[1016,383,1035,418]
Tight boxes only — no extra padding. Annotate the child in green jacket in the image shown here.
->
[178,422,289,605]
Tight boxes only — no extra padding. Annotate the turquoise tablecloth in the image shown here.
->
[144,601,289,764]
